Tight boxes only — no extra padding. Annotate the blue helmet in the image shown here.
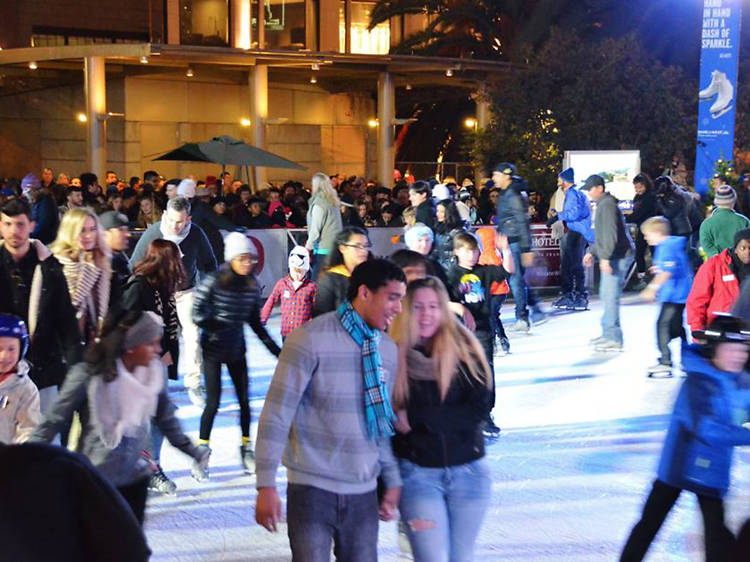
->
[0,314,29,358]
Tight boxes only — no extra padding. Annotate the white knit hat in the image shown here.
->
[288,246,310,272]
[177,178,197,199]
[432,183,450,201]
[224,232,255,262]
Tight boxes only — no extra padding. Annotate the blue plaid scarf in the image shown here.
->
[337,302,395,440]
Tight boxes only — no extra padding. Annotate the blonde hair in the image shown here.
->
[640,215,670,236]
[50,207,111,267]
[311,172,340,207]
[389,276,492,407]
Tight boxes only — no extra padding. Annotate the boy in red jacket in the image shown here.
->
[261,246,317,340]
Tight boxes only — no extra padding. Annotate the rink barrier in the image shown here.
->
[128,224,571,297]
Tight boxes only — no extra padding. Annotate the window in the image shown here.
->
[181,0,229,46]
[338,0,389,54]
[251,0,307,49]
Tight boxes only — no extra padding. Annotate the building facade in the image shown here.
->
[0,1,505,186]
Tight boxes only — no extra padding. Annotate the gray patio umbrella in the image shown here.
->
[197,135,306,170]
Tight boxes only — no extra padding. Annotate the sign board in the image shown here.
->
[694,0,742,195]
[563,150,640,209]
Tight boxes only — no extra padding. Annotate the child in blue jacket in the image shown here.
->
[639,216,693,377]
[620,314,750,561]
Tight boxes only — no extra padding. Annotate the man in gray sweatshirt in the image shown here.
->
[255,258,406,561]
[582,174,635,352]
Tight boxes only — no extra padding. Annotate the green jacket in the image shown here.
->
[699,208,750,258]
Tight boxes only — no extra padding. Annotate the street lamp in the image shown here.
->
[367,118,379,128]
[464,117,477,131]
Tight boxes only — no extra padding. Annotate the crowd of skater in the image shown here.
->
[3,161,750,561]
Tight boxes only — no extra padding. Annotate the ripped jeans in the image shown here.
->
[398,458,491,562]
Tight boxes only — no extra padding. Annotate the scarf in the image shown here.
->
[337,301,395,440]
[159,221,191,247]
[88,358,164,449]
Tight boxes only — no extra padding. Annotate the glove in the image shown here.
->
[545,214,559,228]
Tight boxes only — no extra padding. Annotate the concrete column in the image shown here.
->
[319,0,340,51]
[377,72,395,188]
[166,0,180,44]
[84,56,107,179]
[231,0,251,49]
[250,65,268,188]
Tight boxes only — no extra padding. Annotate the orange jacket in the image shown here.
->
[476,227,510,295]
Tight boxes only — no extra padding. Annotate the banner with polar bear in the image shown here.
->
[694,0,742,195]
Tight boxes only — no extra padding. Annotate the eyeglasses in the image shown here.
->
[343,243,371,251]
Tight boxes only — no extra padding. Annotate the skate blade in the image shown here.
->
[711,104,733,119]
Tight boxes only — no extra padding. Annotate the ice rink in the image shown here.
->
[145,297,750,561]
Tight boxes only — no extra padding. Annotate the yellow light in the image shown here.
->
[310,76,317,84]
[445,69,453,77]
[140,56,149,64]
[464,118,477,129]
[367,119,379,128]
[405,84,412,91]
[240,117,252,127]
[186,67,194,77]
[76,113,88,123]
[28,61,37,70]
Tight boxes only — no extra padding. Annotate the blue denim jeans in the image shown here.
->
[509,241,539,321]
[287,484,379,562]
[599,253,633,344]
[398,458,491,562]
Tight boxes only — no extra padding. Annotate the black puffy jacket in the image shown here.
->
[658,188,692,236]
[192,264,281,361]
[392,348,492,468]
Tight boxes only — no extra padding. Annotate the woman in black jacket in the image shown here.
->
[122,239,184,495]
[192,232,281,479]
[312,226,371,316]
[389,276,493,562]
[628,173,659,283]
[433,199,466,271]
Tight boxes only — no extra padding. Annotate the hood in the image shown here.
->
[0,359,31,389]
[682,344,747,385]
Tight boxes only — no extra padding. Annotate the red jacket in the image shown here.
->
[686,249,740,332]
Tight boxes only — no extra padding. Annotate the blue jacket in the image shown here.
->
[653,236,693,303]
[558,186,594,242]
[656,345,750,498]
[31,196,60,244]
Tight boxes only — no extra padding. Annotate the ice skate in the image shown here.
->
[699,70,721,99]
[647,362,673,378]
[700,70,734,119]
[499,336,511,355]
[149,465,177,496]
[191,444,211,482]
[240,445,256,475]
[571,293,589,311]
[594,339,623,352]
[483,414,501,439]
[552,293,574,309]
[507,319,530,333]
[530,308,549,326]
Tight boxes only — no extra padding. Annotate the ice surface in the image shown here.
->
[145,297,750,561]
